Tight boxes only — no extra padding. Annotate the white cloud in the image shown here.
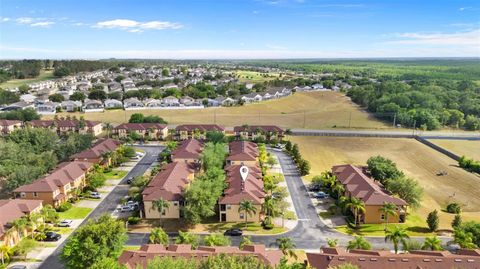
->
[16,17,34,24]
[94,19,183,32]
[388,29,480,46]
[459,7,471,11]
[1,17,10,22]
[30,21,54,27]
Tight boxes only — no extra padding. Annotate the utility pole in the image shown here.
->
[303,111,306,129]
[393,113,396,127]
[412,120,416,136]
[214,110,216,124]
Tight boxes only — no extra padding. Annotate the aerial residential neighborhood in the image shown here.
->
[1,1,480,269]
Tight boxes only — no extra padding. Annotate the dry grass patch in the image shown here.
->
[47,92,388,130]
[289,136,480,228]
[428,139,480,160]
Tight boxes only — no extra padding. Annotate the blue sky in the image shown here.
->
[0,0,479,59]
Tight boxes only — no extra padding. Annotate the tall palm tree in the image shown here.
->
[422,236,443,251]
[0,244,12,265]
[262,196,276,217]
[238,200,257,229]
[25,213,42,239]
[385,226,410,254]
[379,202,398,231]
[347,236,372,250]
[41,204,58,225]
[346,197,365,227]
[149,227,169,245]
[151,198,170,227]
[332,182,345,198]
[11,218,27,238]
[321,171,336,188]
[276,237,297,260]
[104,122,113,138]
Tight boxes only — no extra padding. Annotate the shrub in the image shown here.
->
[57,202,72,212]
[427,210,439,232]
[446,203,462,214]
[262,216,274,230]
[127,216,141,225]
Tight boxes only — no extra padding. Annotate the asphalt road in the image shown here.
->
[39,145,164,269]
[291,128,480,139]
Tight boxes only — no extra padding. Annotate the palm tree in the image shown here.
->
[321,171,336,188]
[25,213,42,239]
[149,227,169,245]
[347,236,372,250]
[238,200,257,229]
[346,197,365,227]
[422,236,443,251]
[453,229,476,249]
[0,244,12,265]
[41,204,58,225]
[175,231,199,249]
[262,196,276,217]
[332,182,345,198]
[104,122,113,138]
[11,218,27,238]
[276,237,297,260]
[379,202,398,231]
[385,226,410,254]
[151,198,170,227]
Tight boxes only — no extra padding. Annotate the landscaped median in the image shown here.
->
[193,222,288,235]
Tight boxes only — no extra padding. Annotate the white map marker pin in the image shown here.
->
[240,165,249,181]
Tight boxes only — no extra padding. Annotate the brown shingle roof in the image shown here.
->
[142,162,194,201]
[0,199,43,237]
[219,164,264,205]
[233,125,283,133]
[307,247,480,269]
[118,244,283,269]
[72,138,121,160]
[227,141,258,162]
[114,123,167,131]
[171,139,203,160]
[175,124,224,132]
[29,119,101,128]
[332,164,407,206]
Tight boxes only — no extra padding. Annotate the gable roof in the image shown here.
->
[227,141,258,162]
[219,164,264,204]
[72,138,121,160]
[114,123,167,131]
[233,125,284,133]
[332,164,407,206]
[175,124,225,132]
[142,162,194,201]
[0,199,43,237]
[118,244,283,269]
[171,139,203,160]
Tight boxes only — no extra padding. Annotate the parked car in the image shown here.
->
[224,228,243,236]
[89,191,101,199]
[274,144,285,149]
[44,231,61,241]
[308,184,322,192]
[126,176,133,184]
[314,191,329,199]
[126,200,139,207]
[57,219,73,227]
[136,152,144,157]
[120,205,134,212]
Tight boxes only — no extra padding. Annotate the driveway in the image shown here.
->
[38,145,164,269]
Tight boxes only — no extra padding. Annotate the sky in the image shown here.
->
[0,0,479,59]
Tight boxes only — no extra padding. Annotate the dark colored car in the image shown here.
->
[308,184,322,192]
[44,231,61,241]
[126,176,133,184]
[224,228,243,236]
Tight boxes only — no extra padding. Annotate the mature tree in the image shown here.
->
[452,214,462,229]
[422,236,443,251]
[346,197,365,227]
[41,204,59,224]
[386,176,423,208]
[149,227,169,245]
[14,238,37,261]
[54,66,71,77]
[205,131,226,144]
[298,159,311,176]
[385,226,409,254]
[69,91,86,102]
[266,155,277,168]
[89,257,126,269]
[151,198,170,226]
[175,231,200,249]
[60,215,127,269]
[426,210,439,232]
[204,234,231,247]
[276,237,297,259]
[379,202,397,231]
[367,156,403,184]
[88,89,107,101]
[347,236,371,250]
[238,200,257,229]
[49,93,64,102]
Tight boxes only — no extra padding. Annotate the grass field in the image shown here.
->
[58,207,92,219]
[103,169,127,179]
[289,136,480,229]
[49,92,388,130]
[0,70,55,89]
[428,139,480,160]
[234,70,281,83]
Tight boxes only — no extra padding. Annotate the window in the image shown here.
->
[33,192,38,197]
[380,214,385,220]
[173,201,179,206]
[20,192,26,198]
[220,204,226,211]
[240,213,245,219]
[162,210,166,216]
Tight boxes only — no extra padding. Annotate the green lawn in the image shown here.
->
[0,70,55,89]
[335,214,435,236]
[58,207,92,219]
[51,227,73,234]
[199,221,287,235]
[235,70,281,83]
[103,169,127,179]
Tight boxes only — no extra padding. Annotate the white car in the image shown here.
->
[136,152,145,157]
[58,219,73,227]
[120,205,134,212]
[89,192,101,199]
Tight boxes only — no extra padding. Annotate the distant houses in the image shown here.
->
[29,119,103,137]
[0,119,22,135]
[113,123,168,140]
[174,124,225,140]
[233,125,284,141]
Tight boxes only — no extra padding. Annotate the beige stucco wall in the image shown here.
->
[144,200,181,219]
[363,205,403,224]
[219,204,262,222]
